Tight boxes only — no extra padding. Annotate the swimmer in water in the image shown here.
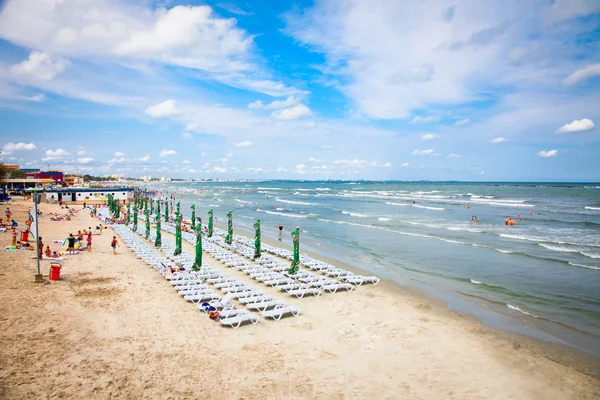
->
[505,217,509,225]
[518,215,522,222]
[530,210,533,215]
[475,216,479,222]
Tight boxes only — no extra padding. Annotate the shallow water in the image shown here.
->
[147,181,600,356]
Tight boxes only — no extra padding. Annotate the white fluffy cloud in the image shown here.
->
[491,137,508,144]
[454,119,470,126]
[2,142,37,154]
[410,116,437,123]
[333,159,367,168]
[538,149,558,158]
[234,141,252,147]
[78,157,94,164]
[182,132,192,139]
[11,51,69,81]
[271,104,312,120]
[555,118,595,134]
[411,149,434,155]
[421,133,440,140]
[159,149,177,157]
[564,64,600,86]
[139,155,150,162]
[114,151,126,157]
[145,100,179,118]
[447,153,463,159]
[248,96,299,110]
[45,148,70,157]
[400,162,410,167]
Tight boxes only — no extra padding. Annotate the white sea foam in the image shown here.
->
[378,217,392,221]
[585,206,600,211]
[495,249,514,254]
[470,279,482,285]
[568,262,600,271]
[317,218,471,246]
[538,243,579,253]
[413,204,445,211]
[235,199,252,204]
[275,198,321,206]
[447,227,482,233]
[256,209,308,218]
[257,187,283,190]
[385,201,409,206]
[507,304,535,317]
[315,188,330,191]
[341,211,368,218]
[581,252,600,259]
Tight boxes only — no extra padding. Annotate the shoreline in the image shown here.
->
[1,198,599,399]
[220,222,600,379]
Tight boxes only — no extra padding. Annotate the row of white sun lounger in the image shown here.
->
[161,222,356,297]
[113,224,301,328]
[208,227,380,286]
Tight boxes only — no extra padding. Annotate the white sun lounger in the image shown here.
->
[220,313,259,329]
[287,288,321,298]
[245,300,287,312]
[261,306,301,320]
[321,283,354,293]
[184,292,220,303]
[343,275,380,286]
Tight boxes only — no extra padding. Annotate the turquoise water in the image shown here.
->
[151,181,600,356]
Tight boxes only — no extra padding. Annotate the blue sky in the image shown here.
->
[0,0,599,181]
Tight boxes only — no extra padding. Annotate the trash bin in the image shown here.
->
[49,263,62,281]
[21,230,29,241]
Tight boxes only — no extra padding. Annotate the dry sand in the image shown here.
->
[1,198,599,399]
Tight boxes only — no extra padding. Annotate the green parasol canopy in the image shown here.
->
[133,205,138,231]
[208,209,213,237]
[174,214,182,256]
[193,222,202,271]
[165,201,169,222]
[191,204,196,230]
[225,210,233,245]
[145,209,150,239]
[253,219,261,259]
[126,203,131,225]
[154,213,162,247]
[288,227,300,275]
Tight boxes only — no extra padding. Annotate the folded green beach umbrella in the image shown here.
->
[193,222,202,271]
[288,227,300,275]
[225,210,233,245]
[253,219,261,259]
[208,209,213,238]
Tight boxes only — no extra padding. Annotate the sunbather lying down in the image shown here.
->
[168,265,186,274]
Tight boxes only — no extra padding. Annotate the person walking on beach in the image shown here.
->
[67,234,76,254]
[86,234,92,252]
[11,227,17,247]
[278,224,283,241]
[5,207,11,220]
[111,236,120,255]
[37,237,43,260]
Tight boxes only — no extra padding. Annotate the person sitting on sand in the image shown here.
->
[16,241,33,250]
[45,246,52,257]
[208,306,220,321]
[168,265,186,274]
[65,214,71,221]
[51,251,60,258]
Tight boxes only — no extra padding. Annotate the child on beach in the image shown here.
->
[45,246,52,257]
[67,234,75,253]
[111,236,120,255]
[86,234,92,252]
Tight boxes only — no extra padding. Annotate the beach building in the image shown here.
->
[45,187,134,204]
[26,170,64,183]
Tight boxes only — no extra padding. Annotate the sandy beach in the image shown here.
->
[1,198,599,399]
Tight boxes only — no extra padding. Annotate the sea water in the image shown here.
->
[149,181,600,356]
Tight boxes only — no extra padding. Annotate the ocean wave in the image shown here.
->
[385,201,409,206]
[378,217,392,221]
[341,211,368,218]
[413,204,445,211]
[275,198,321,206]
[499,233,599,248]
[470,279,482,284]
[507,304,536,317]
[315,188,331,191]
[538,243,579,253]
[235,199,252,204]
[568,262,600,271]
[256,209,308,218]
[447,226,482,233]
[257,187,283,190]
[317,218,473,246]
[495,249,514,254]
[585,206,600,211]
[580,252,600,259]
